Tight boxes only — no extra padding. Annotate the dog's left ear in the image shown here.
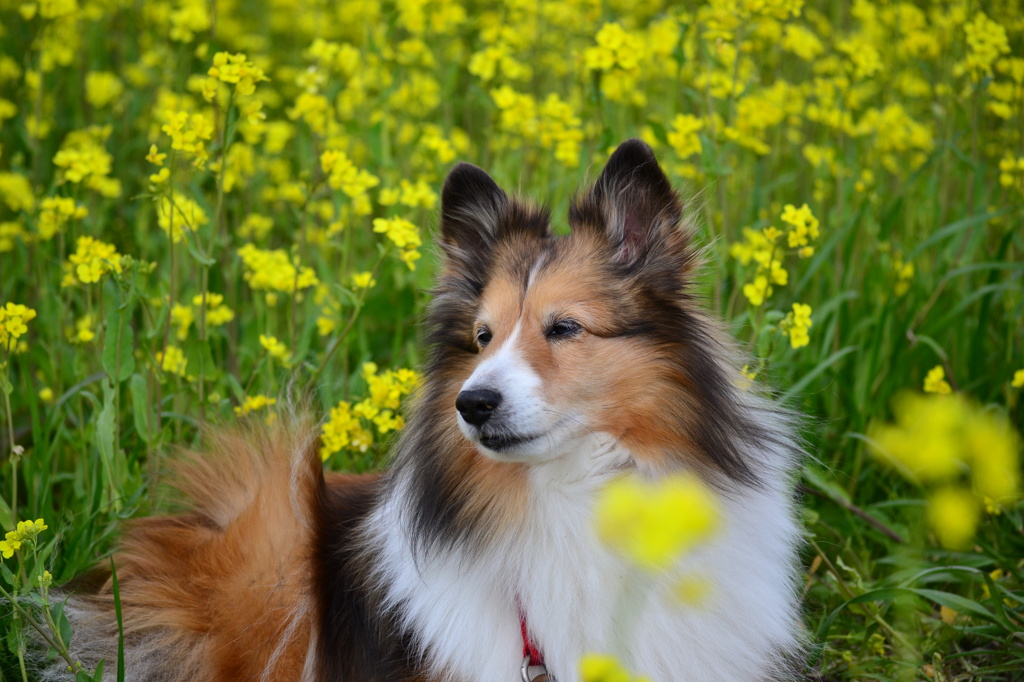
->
[439,162,509,269]
[571,139,687,266]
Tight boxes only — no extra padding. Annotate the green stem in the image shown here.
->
[305,249,389,390]
[4,375,18,520]
[0,582,78,674]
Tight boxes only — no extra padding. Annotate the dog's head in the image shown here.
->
[427,139,760,484]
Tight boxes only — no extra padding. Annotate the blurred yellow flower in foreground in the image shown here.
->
[595,473,720,571]
[927,488,980,551]
[580,653,651,682]
[869,392,1021,548]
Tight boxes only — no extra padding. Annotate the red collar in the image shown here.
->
[519,606,545,667]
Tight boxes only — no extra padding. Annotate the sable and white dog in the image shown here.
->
[60,140,803,681]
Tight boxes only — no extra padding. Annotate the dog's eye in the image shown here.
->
[546,319,582,340]
[475,326,493,347]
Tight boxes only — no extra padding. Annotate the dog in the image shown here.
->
[59,139,803,681]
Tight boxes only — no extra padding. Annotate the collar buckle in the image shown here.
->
[521,655,555,682]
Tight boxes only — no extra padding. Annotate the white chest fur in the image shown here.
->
[365,433,801,682]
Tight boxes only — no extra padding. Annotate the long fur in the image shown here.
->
[53,140,804,681]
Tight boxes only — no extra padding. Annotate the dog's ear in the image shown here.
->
[571,139,687,267]
[439,162,509,269]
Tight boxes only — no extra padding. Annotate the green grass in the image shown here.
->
[1,1,1023,679]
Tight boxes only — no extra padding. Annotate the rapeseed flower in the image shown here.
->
[66,235,123,285]
[1,518,48,559]
[781,203,819,249]
[0,302,37,351]
[237,244,319,293]
[157,193,208,243]
[957,12,1010,82]
[320,364,419,460]
[0,172,35,213]
[259,334,291,366]
[160,110,214,168]
[85,71,124,109]
[372,216,423,270]
[595,473,720,571]
[1012,370,1024,388]
[927,487,980,550]
[667,114,703,160]
[193,293,234,327]
[893,255,914,296]
[37,196,87,240]
[781,302,813,349]
[923,366,952,395]
[234,394,277,417]
[205,52,269,99]
[869,392,1021,546]
[580,653,651,682]
[157,346,188,377]
[321,150,380,199]
[352,272,376,289]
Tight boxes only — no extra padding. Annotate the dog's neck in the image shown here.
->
[363,424,801,682]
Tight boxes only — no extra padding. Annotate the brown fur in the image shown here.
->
[76,424,338,681]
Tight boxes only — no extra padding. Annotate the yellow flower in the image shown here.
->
[1012,369,1024,388]
[66,235,123,285]
[320,150,380,199]
[373,216,423,270]
[927,487,980,550]
[893,256,915,296]
[0,536,19,559]
[38,387,54,403]
[923,366,952,395]
[146,144,167,167]
[0,302,37,350]
[206,52,269,98]
[742,275,771,307]
[667,113,703,159]
[237,244,319,293]
[17,518,47,537]
[781,203,819,249]
[956,12,1011,82]
[870,392,1020,517]
[780,302,813,349]
[596,473,720,571]
[234,394,277,417]
[157,346,188,377]
[160,110,214,168]
[259,334,291,366]
[352,272,377,289]
[157,193,208,243]
[84,71,124,109]
[580,653,651,682]
[37,196,88,240]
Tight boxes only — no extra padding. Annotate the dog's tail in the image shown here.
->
[53,420,325,682]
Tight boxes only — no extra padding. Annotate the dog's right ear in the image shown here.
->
[439,162,509,269]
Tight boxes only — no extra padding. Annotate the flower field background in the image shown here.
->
[0,0,1023,679]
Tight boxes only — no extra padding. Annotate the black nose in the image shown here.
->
[456,389,502,427]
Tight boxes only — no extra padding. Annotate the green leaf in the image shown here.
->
[0,561,15,588]
[802,465,851,504]
[129,374,152,444]
[102,308,135,383]
[96,382,117,468]
[0,370,12,395]
[6,618,20,655]
[780,345,857,402]
[911,588,1000,625]
[111,556,125,682]
[53,599,74,652]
